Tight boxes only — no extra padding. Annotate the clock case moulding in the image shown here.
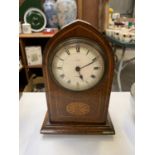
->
[41,20,115,135]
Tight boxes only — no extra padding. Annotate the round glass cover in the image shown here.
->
[49,38,105,91]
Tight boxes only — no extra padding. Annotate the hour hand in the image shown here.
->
[77,72,84,81]
[74,75,84,81]
[75,66,84,81]
[79,74,84,81]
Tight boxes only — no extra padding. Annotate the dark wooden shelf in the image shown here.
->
[19,32,57,92]
[19,32,56,38]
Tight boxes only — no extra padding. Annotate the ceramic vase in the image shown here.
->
[43,0,59,28]
[56,0,77,28]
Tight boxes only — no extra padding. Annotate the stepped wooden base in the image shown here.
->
[41,112,115,135]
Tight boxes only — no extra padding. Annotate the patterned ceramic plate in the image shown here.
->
[24,8,47,32]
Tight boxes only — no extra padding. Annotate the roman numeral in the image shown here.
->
[86,50,89,55]
[76,45,80,53]
[76,82,80,87]
[57,67,62,70]
[92,57,97,62]
[94,67,99,70]
[65,48,70,55]
[91,75,96,79]
[60,74,65,78]
[56,56,64,61]
[67,80,71,84]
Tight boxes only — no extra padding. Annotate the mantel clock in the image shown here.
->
[41,20,115,135]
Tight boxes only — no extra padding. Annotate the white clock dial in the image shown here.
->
[50,39,105,91]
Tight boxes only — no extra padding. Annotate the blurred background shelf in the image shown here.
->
[19,32,55,92]
[19,0,135,92]
[19,32,55,38]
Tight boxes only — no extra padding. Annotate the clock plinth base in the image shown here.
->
[41,112,115,135]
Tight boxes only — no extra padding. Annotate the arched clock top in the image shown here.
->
[43,20,114,70]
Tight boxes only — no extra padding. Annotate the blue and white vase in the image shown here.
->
[43,0,59,28]
[56,0,77,28]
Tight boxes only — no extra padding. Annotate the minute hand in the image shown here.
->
[80,57,97,69]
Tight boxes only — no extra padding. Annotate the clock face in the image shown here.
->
[49,38,105,91]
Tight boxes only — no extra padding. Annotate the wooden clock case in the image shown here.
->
[41,20,115,135]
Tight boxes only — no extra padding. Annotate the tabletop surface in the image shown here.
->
[19,92,135,155]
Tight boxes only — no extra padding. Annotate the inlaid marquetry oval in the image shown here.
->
[66,102,90,115]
